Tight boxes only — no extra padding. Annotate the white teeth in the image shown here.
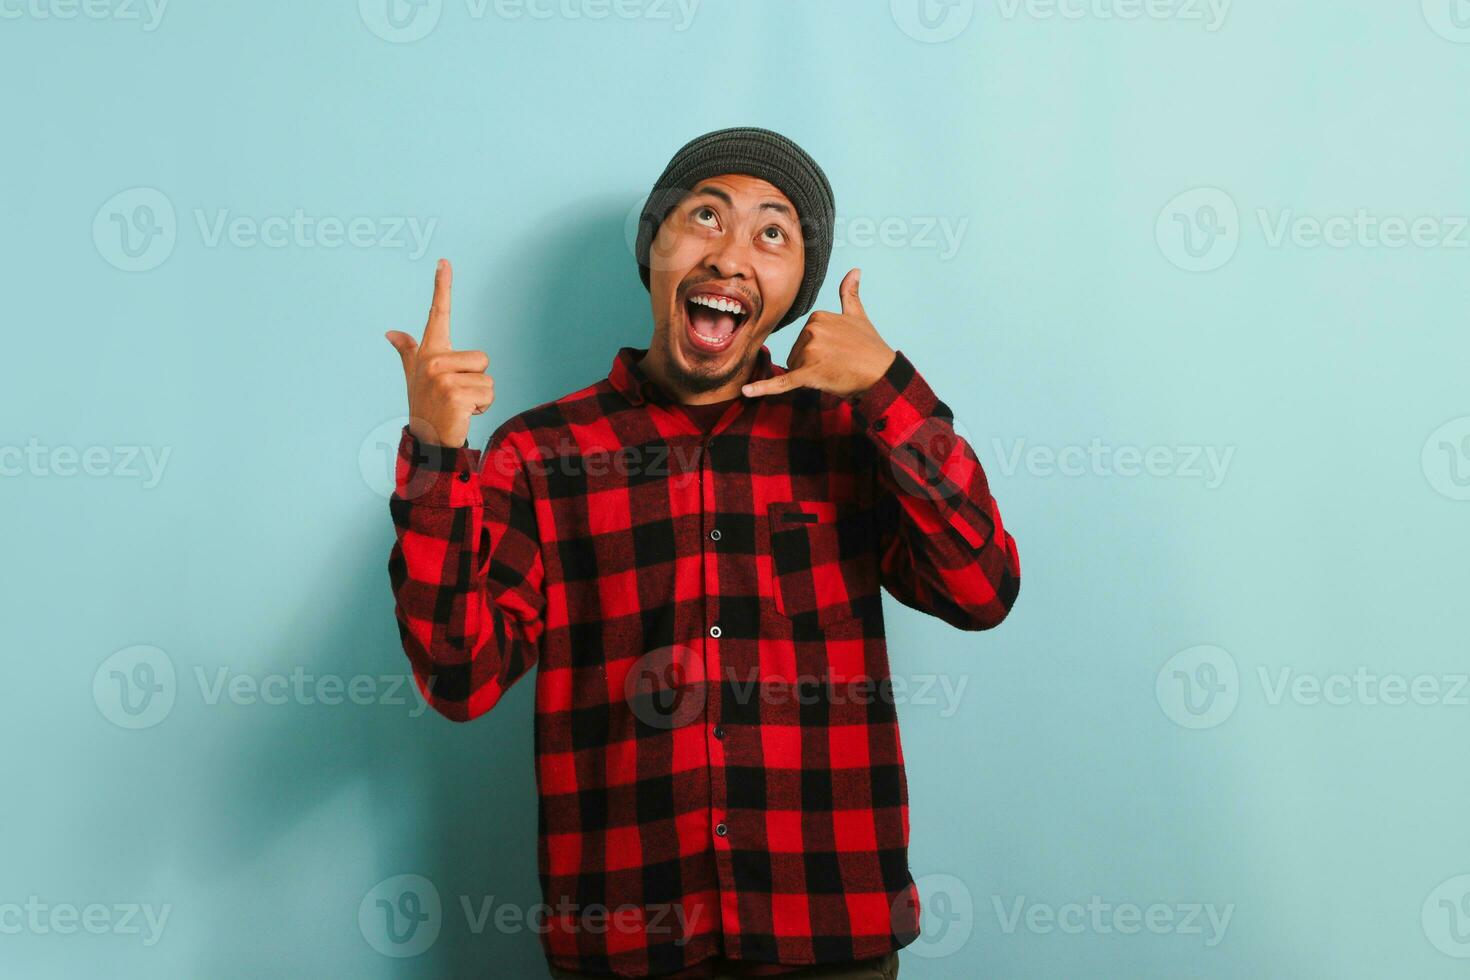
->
[690,294,744,316]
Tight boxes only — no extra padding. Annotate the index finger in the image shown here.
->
[421,258,453,351]
[741,369,808,398]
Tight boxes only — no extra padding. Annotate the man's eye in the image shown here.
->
[694,206,718,226]
[762,226,786,243]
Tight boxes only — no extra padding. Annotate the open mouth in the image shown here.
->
[682,290,753,355]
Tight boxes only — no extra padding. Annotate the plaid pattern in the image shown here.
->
[388,345,1020,977]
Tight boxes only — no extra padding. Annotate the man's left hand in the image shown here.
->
[741,268,897,400]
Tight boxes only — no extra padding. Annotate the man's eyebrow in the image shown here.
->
[691,184,795,219]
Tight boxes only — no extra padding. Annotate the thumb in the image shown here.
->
[839,267,865,318]
[385,330,418,374]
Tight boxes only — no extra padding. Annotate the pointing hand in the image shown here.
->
[385,259,494,448]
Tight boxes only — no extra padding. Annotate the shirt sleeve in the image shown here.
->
[851,351,1021,631]
[387,424,546,721]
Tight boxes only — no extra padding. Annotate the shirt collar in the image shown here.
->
[608,344,781,407]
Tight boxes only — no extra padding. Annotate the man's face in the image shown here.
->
[645,174,806,397]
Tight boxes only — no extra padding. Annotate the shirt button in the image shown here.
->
[873,417,888,432]
[456,471,472,482]
[713,726,725,739]
[709,528,722,541]
[709,624,722,639]
[715,822,728,837]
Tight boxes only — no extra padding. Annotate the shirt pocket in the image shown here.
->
[767,500,878,628]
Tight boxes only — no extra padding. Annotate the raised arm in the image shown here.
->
[855,353,1020,631]
[385,260,545,721]
[742,267,1020,631]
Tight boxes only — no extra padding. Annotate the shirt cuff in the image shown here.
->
[849,350,939,451]
[393,426,482,506]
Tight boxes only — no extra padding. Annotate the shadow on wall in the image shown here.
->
[479,192,662,415]
[179,200,653,978]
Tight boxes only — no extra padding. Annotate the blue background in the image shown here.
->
[4,1,1470,976]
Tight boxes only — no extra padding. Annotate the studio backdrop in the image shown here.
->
[4,1,1468,977]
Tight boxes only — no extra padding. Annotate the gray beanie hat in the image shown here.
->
[634,126,835,330]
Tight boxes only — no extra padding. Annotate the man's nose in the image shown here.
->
[705,232,755,281]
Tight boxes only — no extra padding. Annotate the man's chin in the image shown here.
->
[668,334,751,395]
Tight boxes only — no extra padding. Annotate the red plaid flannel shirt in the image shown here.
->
[389,344,1020,977]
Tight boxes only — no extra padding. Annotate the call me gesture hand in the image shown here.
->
[740,268,898,401]
[386,259,495,448]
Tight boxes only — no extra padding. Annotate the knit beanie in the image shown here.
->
[634,126,835,330]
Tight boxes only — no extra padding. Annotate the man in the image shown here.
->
[385,127,1020,979]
